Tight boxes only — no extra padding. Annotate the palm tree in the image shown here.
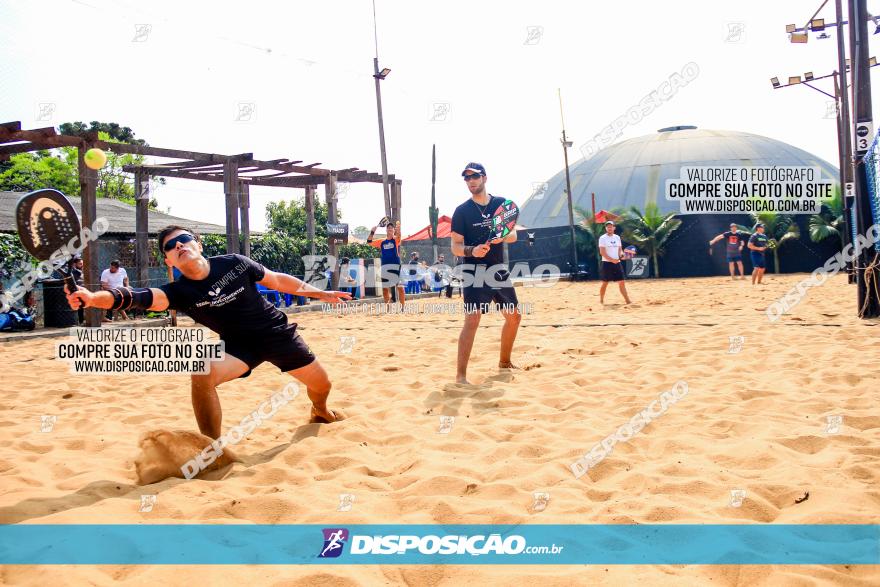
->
[808,185,844,248]
[748,211,800,273]
[560,206,601,274]
[621,203,682,278]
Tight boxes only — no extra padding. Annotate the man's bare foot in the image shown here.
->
[309,405,340,424]
[498,361,520,370]
[455,375,470,384]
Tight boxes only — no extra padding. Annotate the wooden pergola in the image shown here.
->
[0,120,402,326]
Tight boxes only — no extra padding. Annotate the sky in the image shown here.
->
[2,0,880,235]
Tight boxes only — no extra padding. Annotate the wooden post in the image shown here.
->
[239,180,251,258]
[134,170,149,291]
[390,178,402,225]
[324,173,339,290]
[305,185,316,257]
[78,142,100,327]
[223,159,240,254]
[389,179,403,303]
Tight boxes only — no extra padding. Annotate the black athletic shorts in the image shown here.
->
[463,269,519,314]
[381,264,401,288]
[600,261,625,282]
[223,330,316,378]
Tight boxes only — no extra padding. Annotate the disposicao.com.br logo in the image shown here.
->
[317,528,563,558]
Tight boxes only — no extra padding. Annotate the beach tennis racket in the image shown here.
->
[623,245,637,260]
[15,189,83,306]
[485,199,519,243]
[378,216,391,228]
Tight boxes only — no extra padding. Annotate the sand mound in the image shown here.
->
[134,429,240,485]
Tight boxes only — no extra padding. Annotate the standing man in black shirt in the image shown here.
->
[450,162,521,384]
[65,225,351,438]
[748,223,771,285]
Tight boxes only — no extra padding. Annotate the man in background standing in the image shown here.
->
[367,221,405,307]
[598,221,632,305]
[433,253,454,298]
[748,223,770,285]
[101,260,129,321]
[709,223,747,280]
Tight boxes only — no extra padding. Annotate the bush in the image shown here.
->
[0,234,36,284]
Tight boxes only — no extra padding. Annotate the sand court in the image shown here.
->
[1,274,879,585]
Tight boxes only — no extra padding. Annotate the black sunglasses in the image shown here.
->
[463,173,483,181]
[163,233,195,252]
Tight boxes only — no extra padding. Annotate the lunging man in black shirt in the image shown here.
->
[66,225,351,438]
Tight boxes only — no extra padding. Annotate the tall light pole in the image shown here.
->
[784,2,858,282]
[558,89,579,279]
[372,0,392,220]
[372,0,394,302]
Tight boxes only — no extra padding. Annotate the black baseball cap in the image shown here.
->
[462,162,486,176]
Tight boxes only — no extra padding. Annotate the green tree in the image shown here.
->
[266,198,332,239]
[569,206,604,273]
[749,210,800,273]
[808,185,844,248]
[351,225,370,240]
[0,125,160,207]
[0,149,79,194]
[60,121,147,145]
[620,203,682,278]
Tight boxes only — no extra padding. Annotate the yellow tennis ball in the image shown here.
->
[84,148,107,170]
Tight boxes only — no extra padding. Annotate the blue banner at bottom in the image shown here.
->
[0,524,877,565]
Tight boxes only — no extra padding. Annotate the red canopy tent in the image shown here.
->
[593,209,621,223]
[370,215,453,246]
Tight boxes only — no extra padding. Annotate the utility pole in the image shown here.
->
[782,1,858,280]
[373,58,392,220]
[372,0,392,220]
[835,0,856,282]
[558,89,579,279]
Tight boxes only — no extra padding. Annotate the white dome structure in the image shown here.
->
[519,126,839,228]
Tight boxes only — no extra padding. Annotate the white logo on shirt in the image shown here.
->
[599,234,622,259]
[195,286,245,308]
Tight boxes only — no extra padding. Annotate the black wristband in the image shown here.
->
[126,287,154,310]
[464,245,474,256]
